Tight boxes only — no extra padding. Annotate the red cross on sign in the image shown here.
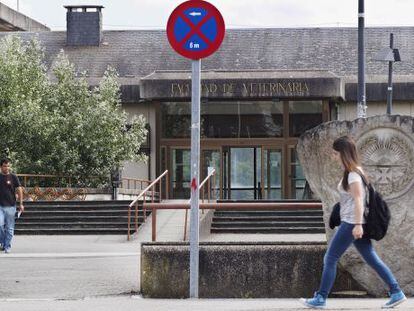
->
[167,0,225,60]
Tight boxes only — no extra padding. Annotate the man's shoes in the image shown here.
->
[382,291,407,309]
[4,247,11,254]
[300,292,326,309]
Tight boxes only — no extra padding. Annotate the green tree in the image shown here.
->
[0,36,147,186]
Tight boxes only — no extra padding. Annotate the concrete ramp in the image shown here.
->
[132,201,188,242]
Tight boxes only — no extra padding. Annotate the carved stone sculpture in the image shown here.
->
[297,115,414,297]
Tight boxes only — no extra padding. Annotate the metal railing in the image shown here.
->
[16,173,108,188]
[144,201,322,242]
[121,177,151,190]
[17,174,75,188]
[17,174,101,201]
[183,169,216,241]
[127,170,168,241]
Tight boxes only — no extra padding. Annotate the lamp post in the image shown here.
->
[373,33,401,115]
[357,0,367,118]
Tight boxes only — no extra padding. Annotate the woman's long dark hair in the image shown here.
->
[332,136,367,190]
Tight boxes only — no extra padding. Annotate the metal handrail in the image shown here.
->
[17,174,73,188]
[127,170,168,241]
[183,169,216,241]
[16,173,103,188]
[121,177,151,190]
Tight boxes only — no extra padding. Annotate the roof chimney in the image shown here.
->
[64,5,104,46]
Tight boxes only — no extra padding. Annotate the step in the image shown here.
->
[212,216,324,222]
[24,200,132,206]
[23,205,134,210]
[15,222,135,229]
[214,210,323,217]
[217,199,322,206]
[20,210,145,216]
[211,221,324,228]
[210,227,326,234]
[17,216,145,222]
[14,228,135,235]
[13,200,153,235]
[23,202,156,209]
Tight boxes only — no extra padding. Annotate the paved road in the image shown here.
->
[0,235,140,299]
[0,235,412,311]
[0,256,139,299]
[0,296,413,311]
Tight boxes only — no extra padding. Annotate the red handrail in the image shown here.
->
[127,170,168,241]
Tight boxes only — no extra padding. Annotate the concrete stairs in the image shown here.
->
[15,200,153,235]
[211,201,325,234]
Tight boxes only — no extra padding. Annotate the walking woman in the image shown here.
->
[300,136,406,309]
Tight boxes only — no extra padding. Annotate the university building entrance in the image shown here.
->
[142,70,343,200]
[159,100,330,200]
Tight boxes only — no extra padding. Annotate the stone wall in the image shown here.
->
[297,115,414,297]
[141,242,363,298]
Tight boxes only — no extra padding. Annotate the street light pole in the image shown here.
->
[386,33,394,115]
[357,0,367,118]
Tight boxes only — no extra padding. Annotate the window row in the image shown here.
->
[161,101,322,139]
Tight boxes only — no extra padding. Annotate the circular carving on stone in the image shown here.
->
[356,128,414,200]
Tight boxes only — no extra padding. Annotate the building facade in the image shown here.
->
[2,6,414,200]
[0,2,49,31]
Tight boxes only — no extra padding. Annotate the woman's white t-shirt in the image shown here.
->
[337,168,367,225]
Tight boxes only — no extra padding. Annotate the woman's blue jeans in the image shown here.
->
[317,221,400,299]
[0,206,16,250]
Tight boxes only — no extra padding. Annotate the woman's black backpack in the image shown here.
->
[359,174,391,241]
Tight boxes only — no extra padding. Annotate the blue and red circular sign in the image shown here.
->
[167,0,225,60]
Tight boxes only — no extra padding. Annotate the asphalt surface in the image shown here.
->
[0,297,413,311]
[0,235,412,310]
[0,235,140,299]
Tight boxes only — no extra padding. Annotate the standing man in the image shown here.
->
[0,158,24,253]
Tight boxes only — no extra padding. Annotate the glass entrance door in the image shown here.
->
[171,148,191,199]
[264,148,283,200]
[223,147,261,200]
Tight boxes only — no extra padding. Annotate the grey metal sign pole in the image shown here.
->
[357,0,367,118]
[189,59,201,298]
[387,33,394,115]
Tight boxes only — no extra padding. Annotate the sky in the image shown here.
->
[1,0,414,31]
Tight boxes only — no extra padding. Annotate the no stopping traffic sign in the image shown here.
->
[167,0,225,60]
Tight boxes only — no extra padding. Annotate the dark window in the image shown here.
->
[289,101,323,137]
[161,101,283,139]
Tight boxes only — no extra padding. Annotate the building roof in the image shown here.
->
[0,2,50,32]
[1,27,414,102]
[0,27,412,81]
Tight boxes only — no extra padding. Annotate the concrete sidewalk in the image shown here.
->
[0,233,326,301]
[6,234,139,255]
[1,235,412,310]
[0,296,413,311]
[0,235,141,300]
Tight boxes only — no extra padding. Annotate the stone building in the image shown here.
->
[1,5,414,200]
[0,2,49,31]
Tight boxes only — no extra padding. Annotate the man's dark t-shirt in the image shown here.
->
[0,173,21,206]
